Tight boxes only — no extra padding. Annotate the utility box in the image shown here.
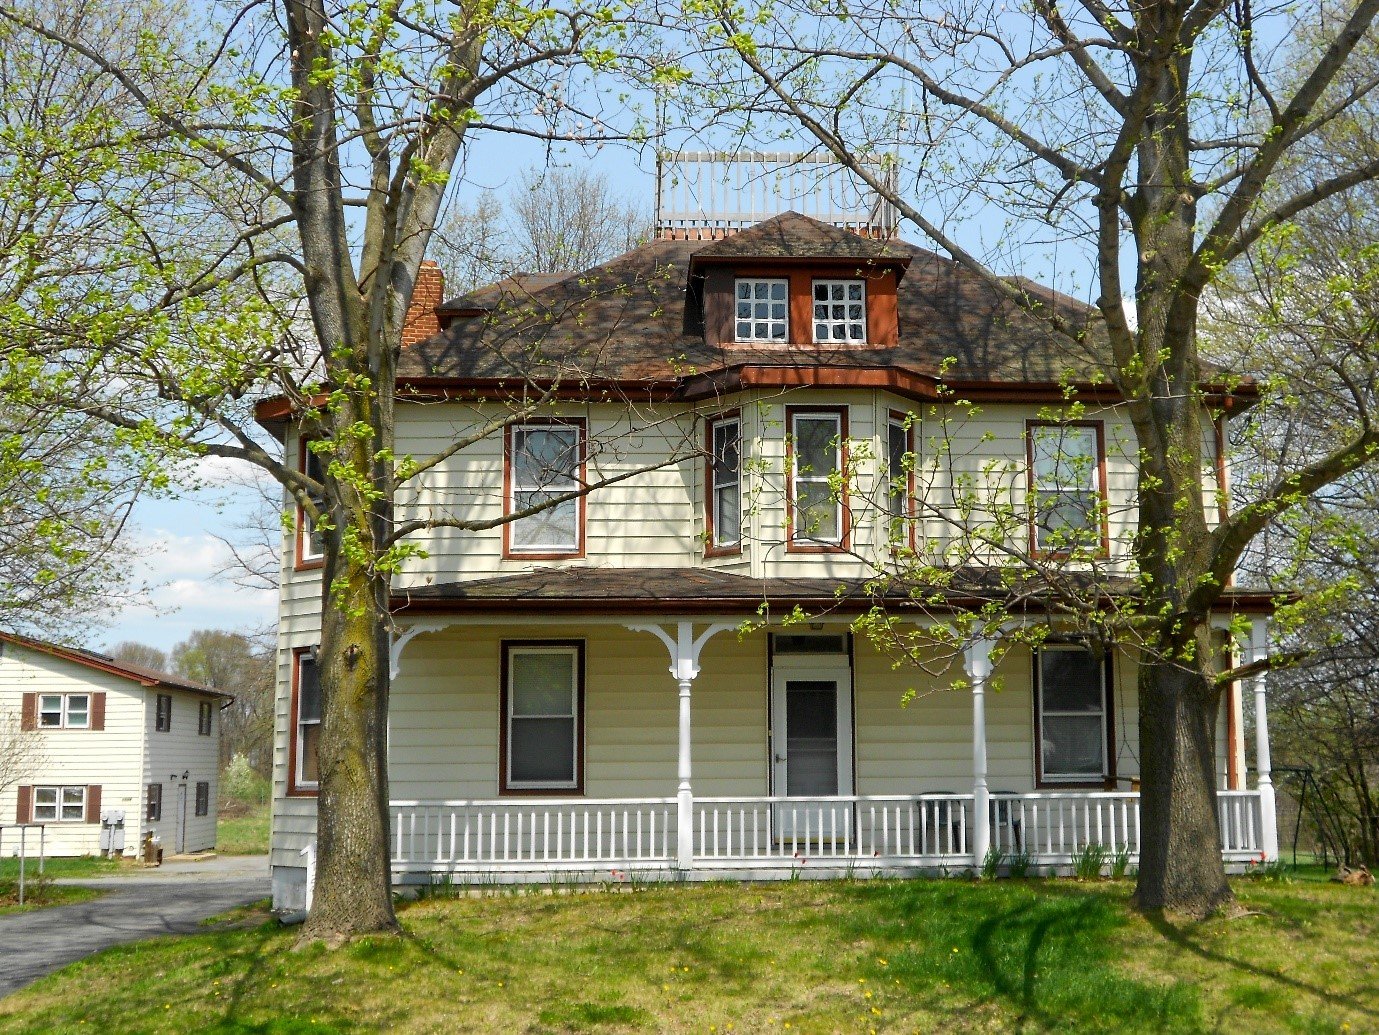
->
[100,810,126,857]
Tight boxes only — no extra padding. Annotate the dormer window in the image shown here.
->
[813,280,866,342]
[735,279,788,341]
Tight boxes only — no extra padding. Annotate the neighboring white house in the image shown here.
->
[258,155,1278,910]
[1,631,230,858]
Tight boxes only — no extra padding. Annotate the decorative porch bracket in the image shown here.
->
[964,637,997,870]
[626,621,739,869]
[389,619,457,679]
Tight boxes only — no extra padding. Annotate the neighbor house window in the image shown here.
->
[812,280,866,342]
[706,414,742,552]
[1035,647,1111,785]
[502,643,583,793]
[33,786,87,822]
[293,650,321,793]
[1028,422,1105,554]
[506,421,584,556]
[155,693,172,732]
[886,412,914,544]
[198,701,213,736]
[195,781,210,817]
[735,279,789,342]
[296,437,327,566]
[38,694,89,729]
[788,408,847,548]
[146,783,163,822]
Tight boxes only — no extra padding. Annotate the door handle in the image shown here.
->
[774,754,786,763]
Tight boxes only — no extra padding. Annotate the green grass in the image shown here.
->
[0,856,127,879]
[0,875,1374,1033]
[217,806,270,856]
[0,881,102,915]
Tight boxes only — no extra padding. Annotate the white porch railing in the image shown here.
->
[391,790,1263,875]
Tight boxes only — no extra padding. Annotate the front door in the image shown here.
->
[770,655,853,841]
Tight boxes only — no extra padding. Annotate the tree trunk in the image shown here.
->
[1133,656,1233,915]
[301,549,398,941]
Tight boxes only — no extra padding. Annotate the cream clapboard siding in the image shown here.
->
[143,691,222,854]
[0,644,147,857]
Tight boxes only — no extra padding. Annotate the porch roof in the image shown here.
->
[389,567,1279,617]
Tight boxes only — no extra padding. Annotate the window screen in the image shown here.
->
[506,646,579,789]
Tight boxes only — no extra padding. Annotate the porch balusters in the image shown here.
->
[965,638,996,869]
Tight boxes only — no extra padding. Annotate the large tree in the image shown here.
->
[0,0,677,942]
[668,0,1379,913]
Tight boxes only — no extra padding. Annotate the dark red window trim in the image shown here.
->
[498,640,586,797]
[294,435,326,572]
[785,406,850,554]
[503,418,588,561]
[704,409,743,557]
[287,646,319,798]
[887,409,917,552]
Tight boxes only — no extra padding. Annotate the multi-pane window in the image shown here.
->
[812,280,866,342]
[198,701,213,736]
[1036,648,1109,783]
[735,279,789,342]
[508,423,583,554]
[886,414,913,530]
[708,416,742,550]
[39,694,89,729]
[504,644,581,791]
[155,693,172,732]
[146,783,162,821]
[195,781,210,817]
[790,410,845,546]
[295,651,321,791]
[1029,422,1104,553]
[298,439,327,563]
[33,786,86,822]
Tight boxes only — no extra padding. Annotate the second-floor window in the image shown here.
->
[789,409,847,548]
[735,279,789,342]
[198,701,213,736]
[707,415,742,551]
[886,413,914,541]
[155,693,172,732]
[507,422,584,556]
[813,280,866,342]
[296,438,327,566]
[1029,422,1105,555]
[39,693,89,729]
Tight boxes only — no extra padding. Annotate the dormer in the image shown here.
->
[688,212,912,350]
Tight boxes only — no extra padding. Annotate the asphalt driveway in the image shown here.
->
[0,855,269,998]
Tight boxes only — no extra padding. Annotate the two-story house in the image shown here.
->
[259,158,1277,910]
[2,631,227,858]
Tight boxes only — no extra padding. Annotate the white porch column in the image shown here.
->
[1249,619,1280,861]
[626,621,736,870]
[965,638,996,868]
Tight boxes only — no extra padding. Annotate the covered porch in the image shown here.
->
[382,569,1279,882]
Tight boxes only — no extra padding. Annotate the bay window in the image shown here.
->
[886,412,914,544]
[789,409,847,549]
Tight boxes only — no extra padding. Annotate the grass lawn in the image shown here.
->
[0,873,1373,1034]
[0,856,127,880]
[217,806,270,856]
[0,883,101,916]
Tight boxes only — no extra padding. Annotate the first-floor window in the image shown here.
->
[503,643,582,792]
[707,415,742,550]
[33,786,86,822]
[507,422,584,555]
[195,781,210,817]
[295,651,321,792]
[790,409,846,547]
[146,783,163,822]
[1036,647,1110,783]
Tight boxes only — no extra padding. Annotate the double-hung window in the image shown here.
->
[735,279,789,342]
[34,786,86,822]
[154,693,172,732]
[812,280,866,342]
[39,694,89,729]
[195,781,210,817]
[886,413,914,543]
[707,415,742,551]
[198,701,213,736]
[503,643,582,792]
[507,422,584,555]
[297,438,327,565]
[294,650,321,792]
[1035,647,1111,784]
[1029,422,1105,554]
[789,409,846,548]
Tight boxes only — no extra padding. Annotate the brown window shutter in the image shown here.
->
[20,692,36,731]
[90,693,106,731]
[85,785,102,823]
[16,785,31,823]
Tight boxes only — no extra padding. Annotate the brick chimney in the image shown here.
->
[401,260,445,347]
